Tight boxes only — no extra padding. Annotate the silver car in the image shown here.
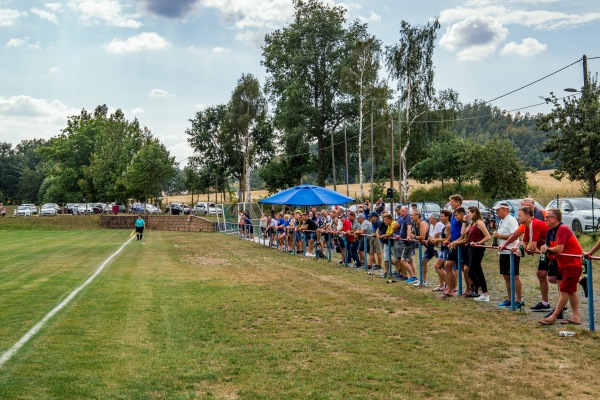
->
[545,197,600,233]
[40,203,60,216]
[14,205,34,217]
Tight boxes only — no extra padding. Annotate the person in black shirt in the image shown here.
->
[299,213,319,256]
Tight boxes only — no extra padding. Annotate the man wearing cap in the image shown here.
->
[393,206,416,281]
[368,212,383,270]
[419,212,444,287]
[442,195,467,297]
[493,201,521,307]
[500,205,551,312]
[355,213,373,268]
[336,213,349,264]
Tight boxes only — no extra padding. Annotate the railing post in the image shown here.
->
[457,246,463,296]
[418,242,423,286]
[509,252,516,311]
[363,235,369,270]
[328,234,332,262]
[587,259,595,331]
[344,236,349,267]
[387,238,393,277]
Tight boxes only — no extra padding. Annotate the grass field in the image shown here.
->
[1,229,600,399]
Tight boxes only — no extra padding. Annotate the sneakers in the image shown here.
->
[497,300,511,307]
[405,277,418,283]
[473,294,490,302]
[530,302,551,312]
[544,309,564,320]
[432,286,445,292]
[414,281,427,287]
[379,272,387,278]
[372,265,382,271]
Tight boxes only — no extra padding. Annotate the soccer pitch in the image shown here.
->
[0,229,599,399]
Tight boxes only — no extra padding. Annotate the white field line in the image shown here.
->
[0,236,134,368]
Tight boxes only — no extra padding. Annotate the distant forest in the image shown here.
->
[448,101,555,170]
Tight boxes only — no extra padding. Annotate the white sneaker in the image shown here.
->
[473,294,490,302]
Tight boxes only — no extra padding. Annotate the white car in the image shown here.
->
[14,205,34,217]
[207,203,223,216]
[40,203,60,216]
[141,203,161,214]
[545,197,600,233]
[74,203,94,214]
[21,203,38,215]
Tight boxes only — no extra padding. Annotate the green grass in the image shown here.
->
[1,230,600,399]
[0,215,102,230]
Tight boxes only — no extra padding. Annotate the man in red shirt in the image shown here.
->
[539,208,583,325]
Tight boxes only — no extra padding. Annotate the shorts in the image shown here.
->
[558,265,582,294]
[383,243,397,262]
[358,239,369,253]
[423,246,438,261]
[338,237,347,249]
[546,259,563,280]
[369,238,382,254]
[394,240,415,261]
[499,253,520,275]
[305,232,315,241]
[439,248,449,261]
[135,226,144,233]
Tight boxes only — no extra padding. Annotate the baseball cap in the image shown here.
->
[295,209,302,213]
[340,213,348,218]
[369,212,379,218]
[357,213,366,219]
[429,212,440,219]
[493,201,510,210]
[395,205,402,210]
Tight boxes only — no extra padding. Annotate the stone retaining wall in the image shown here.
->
[99,215,215,232]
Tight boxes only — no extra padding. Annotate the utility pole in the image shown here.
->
[344,125,349,197]
[390,117,394,213]
[583,54,589,87]
[370,107,374,207]
[398,98,402,204]
[330,131,337,191]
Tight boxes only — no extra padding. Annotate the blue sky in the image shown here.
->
[1,0,598,165]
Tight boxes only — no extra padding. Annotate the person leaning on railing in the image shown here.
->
[539,208,583,326]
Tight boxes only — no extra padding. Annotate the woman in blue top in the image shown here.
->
[135,215,145,241]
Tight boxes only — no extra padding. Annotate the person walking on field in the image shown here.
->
[135,215,145,241]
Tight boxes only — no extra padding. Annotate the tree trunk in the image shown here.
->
[317,135,325,187]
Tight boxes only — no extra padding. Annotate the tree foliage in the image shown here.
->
[538,75,600,194]
[262,0,360,186]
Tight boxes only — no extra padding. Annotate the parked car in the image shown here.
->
[40,203,60,216]
[194,202,209,215]
[110,202,126,213]
[74,203,94,215]
[21,203,38,215]
[207,203,223,216]
[140,203,161,215]
[545,197,600,233]
[493,199,546,220]
[64,203,77,214]
[13,205,34,217]
[92,203,109,214]
[414,202,442,219]
[165,203,192,215]
[444,200,493,220]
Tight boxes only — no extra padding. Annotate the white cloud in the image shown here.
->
[500,37,547,56]
[149,89,170,98]
[6,37,41,50]
[31,7,58,24]
[48,66,60,73]
[0,95,78,140]
[193,103,205,110]
[439,16,508,61]
[103,32,171,54]
[201,0,293,30]
[440,4,600,31]
[0,8,27,26]
[45,3,63,13]
[358,11,381,23]
[68,0,142,28]
[129,107,145,114]
[212,46,230,53]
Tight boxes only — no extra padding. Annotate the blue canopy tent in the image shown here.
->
[258,185,354,207]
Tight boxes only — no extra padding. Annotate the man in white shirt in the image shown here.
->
[492,201,521,307]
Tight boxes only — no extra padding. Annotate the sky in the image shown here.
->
[1,0,599,166]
